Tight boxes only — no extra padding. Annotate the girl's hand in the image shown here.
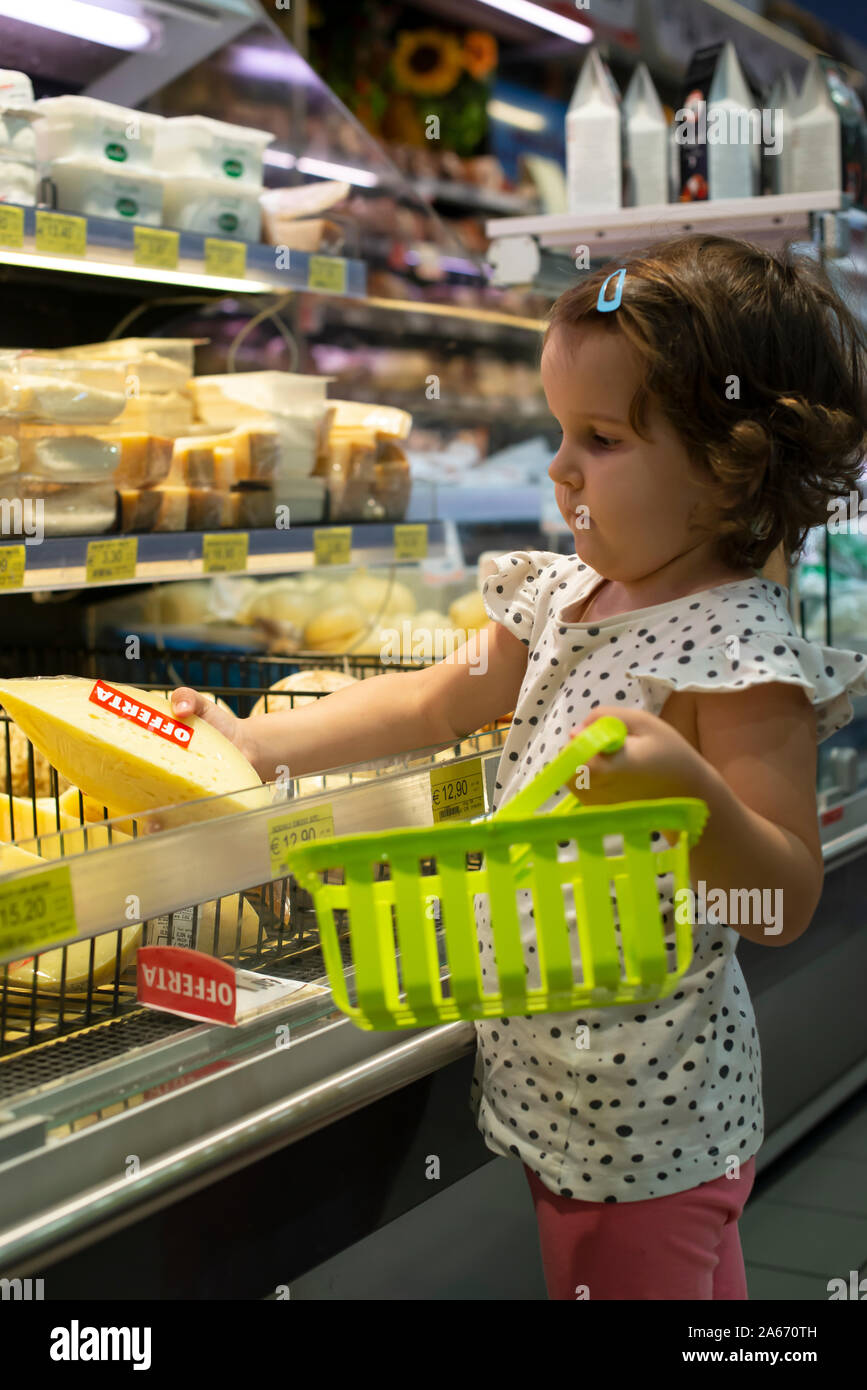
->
[171,687,261,774]
[571,706,710,806]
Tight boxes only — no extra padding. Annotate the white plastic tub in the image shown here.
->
[0,113,35,160]
[155,115,273,185]
[35,96,163,169]
[162,173,261,240]
[50,157,163,225]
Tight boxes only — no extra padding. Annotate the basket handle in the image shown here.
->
[494,715,627,822]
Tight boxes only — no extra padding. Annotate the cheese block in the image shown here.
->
[168,437,216,487]
[55,339,196,392]
[151,485,189,531]
[187,487,225,530]
[231,485,274,529]
[0,794,78,841]
[109,433,173,487]
[0,677,262,824]
[304,604,369,653]
[0,373,126,424]
[119,486,162,533]
[113,390,194,434]
[0,841,142,993]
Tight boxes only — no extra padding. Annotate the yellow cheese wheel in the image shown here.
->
[304,605,369,653]
[0,841,141,993]
[449,589,488,632]
[0,795,78,841]
[249,669,358,719]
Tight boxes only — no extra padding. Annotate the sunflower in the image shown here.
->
[463,30,498,80]
[392,29,464,97]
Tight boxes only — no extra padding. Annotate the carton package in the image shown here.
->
[793,56,867,209]
[677,42,760,201]
[566,47,622,214]
[623,62,668,207]
[34,96,163,169]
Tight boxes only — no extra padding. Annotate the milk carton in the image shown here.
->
[566,47,622,213]
[676,42,759,201]
[792,55,867,208]
[623,62,667,206]
[762,71,797,195]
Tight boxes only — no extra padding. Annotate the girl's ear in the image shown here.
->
[760,543,788,588]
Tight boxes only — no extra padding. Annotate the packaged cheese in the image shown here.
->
[12,476,118,536]
[249,669,358,719]
[113,390,194,434]
[24,433,118,482]
[0,434,19,475]
[0,794,77,840]
[53,339,196,392]
[110,433,173,487]
[119,486,162,533]
[150,485,189,531]
[0,372,126,424]
[187,488,225,530]
[190,372,329,427]
[0,677,263,824]
[1,718,69,797]
[168,437,216,487]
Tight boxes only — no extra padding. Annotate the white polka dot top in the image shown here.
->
[469,550,867,1203]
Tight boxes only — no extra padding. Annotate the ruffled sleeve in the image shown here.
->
[629,631,867,742]
[482,550,559,648]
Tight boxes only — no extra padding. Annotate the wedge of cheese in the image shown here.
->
[0,794,78,841]
[0,841,142,992]
[0,677,262,824]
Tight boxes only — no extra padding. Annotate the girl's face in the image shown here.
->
[543,325,718,583]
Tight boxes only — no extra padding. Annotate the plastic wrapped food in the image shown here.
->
[0,372,126,424]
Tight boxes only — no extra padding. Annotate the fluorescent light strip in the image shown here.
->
[263,150,378,187]
[0,250,273,293]
[0,0,152,50]
[487,98,547,132]
[475,0,593,43]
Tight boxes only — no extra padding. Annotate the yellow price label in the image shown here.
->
[134,226,179,271]
[35,211,87,258]
[269,805,336,879]
[430,758,485,824]
[202,532,249,574]
[204,237,247,280]
[0,205,24,249]
[0,545,25,589]
[314,527,352,567]
[85,537,138,584]
[394,524,428,560]
[0,863,76,957]
[308,255,348,294]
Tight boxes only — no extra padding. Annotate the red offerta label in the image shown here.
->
[89,680,194,749]
[137,946,237,1025]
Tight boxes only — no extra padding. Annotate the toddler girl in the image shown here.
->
[173,234,867,1300]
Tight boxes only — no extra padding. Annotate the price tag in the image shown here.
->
[308,255,348,294]
[0,205,24,249]
[85,537,137,584]
[314,527,352,566]
[134,226,179,271]
[202,532,249,574]
[0,545,25,590]
[204,237,247,280]
[0,863,76,957]
[269,805,336,879]
[35,211,87,258]
[394,523,428,560]
[430,758,485,823]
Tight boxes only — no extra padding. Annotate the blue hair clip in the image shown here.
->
[596,267,626,313]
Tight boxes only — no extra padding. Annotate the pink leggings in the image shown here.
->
[524,1156,756,1300]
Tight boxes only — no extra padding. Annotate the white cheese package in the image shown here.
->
[0,69,34,107]
[191,372,330,425]
[21,432,118,482]
[50,338,201,392]
[155,115,274,185]
[34,96,163,169]
[0,111,35,159]
[112,390,194,434]
[0,360,127,424]
[0,677,265,825]
[48,156,164,226]
[162,173,261,241]
[3,474,118,535]
[0,157,36,205]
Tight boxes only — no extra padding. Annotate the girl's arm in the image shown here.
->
[574,685,824,946]
[172,620,528,780]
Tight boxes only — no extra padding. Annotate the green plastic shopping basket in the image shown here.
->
[288,716,709,1030]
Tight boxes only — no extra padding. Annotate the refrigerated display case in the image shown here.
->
[0,4,865,1300]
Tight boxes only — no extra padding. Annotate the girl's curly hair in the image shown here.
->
[545,234,867,570]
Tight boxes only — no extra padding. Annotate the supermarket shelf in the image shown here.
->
[0,204,367,298]
[0,739,505,969]
[0,522,447,594]
[412,178,537,216]
[485,190,846,260]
